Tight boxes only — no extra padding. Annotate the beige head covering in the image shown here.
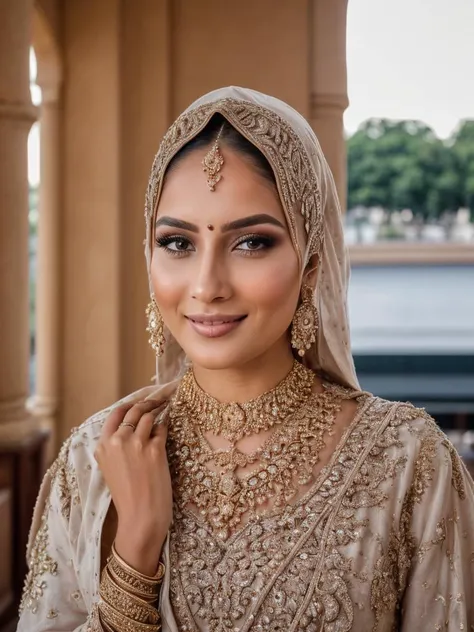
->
[144,86,359,390]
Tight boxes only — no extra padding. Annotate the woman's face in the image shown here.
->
[151,147,301,370]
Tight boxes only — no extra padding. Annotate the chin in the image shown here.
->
[185,350,252,371]
[180,337,265,371]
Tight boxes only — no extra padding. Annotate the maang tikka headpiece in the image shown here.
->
[202,124,225,191]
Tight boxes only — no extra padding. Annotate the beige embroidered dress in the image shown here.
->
[17,87,474,630]
[17,387,474,631]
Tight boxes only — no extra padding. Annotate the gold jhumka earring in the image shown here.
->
[146,298,165,357]
[202,125,225,191]
[291,284,319,357]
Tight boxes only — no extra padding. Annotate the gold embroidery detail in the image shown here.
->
[168,397,470,631]
[169,394,417,631]
[19,437,76,614]
[85,604,101,631]
[370,405,444,629]
[145,98,323,260]
[19,502,59,614]
[417,519,447,563]
[442,439,466,500]
[370,528,413,630]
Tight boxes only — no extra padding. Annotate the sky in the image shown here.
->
[345,0,474,138]
[28,0,474,184]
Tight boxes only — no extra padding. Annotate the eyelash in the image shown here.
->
[155,235,191,257]
[154,233,277,257]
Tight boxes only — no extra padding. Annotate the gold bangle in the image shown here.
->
[98,600,161,632]
[107,564,158,603]
[107,555,161,600]
[111,543,166,582]
[100,567,160,624]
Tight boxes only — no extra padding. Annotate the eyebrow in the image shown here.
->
[155,213,285,233]
[221,214,285,232]
[155,217,199,232]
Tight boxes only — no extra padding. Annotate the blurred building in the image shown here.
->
[350,264,474,424]
[0,0,350,626]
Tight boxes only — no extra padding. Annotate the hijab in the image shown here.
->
[144,86,359,391]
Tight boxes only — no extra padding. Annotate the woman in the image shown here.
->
[18,87,474,631]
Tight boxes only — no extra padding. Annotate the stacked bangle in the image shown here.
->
[108,543,165,598]
[98,601,162,632]
[97,542,164,631]
[100,567,160,624]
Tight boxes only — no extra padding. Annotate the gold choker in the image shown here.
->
[172,360,314,442]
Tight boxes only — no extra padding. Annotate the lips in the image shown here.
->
[187,315,246,325]
[186,314,247,338]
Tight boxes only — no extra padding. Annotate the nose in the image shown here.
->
[190,251,231,304]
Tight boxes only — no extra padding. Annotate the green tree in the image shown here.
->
[451,120,474,211]
[347,118,466,220]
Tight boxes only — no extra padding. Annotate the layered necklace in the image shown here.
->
[174,359,314,442]
[167,361,341,540]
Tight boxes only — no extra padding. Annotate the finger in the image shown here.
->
[150,425,168,454]
[150,410,169,440]
[152,406,169,430]
[101,403,135,439]
[115,420,139,435]
[134,404,166,441]
[115,400,162,435]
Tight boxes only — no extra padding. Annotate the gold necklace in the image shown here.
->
[173,360,314,442]
[167,386,341,541]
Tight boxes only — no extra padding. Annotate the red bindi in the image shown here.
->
[207,224,215,231]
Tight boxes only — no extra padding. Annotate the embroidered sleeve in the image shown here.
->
[400,438,474,629]
[17,437,103,632]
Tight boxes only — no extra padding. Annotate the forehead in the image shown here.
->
[156,148,287,226]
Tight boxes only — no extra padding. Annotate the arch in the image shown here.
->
[32,3,62,100]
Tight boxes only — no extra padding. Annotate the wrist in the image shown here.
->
[117,516,167,544]
[114,524,166,577]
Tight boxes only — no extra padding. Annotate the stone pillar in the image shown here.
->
[0,0,37,430]
[309,0,349,211]
[27,62,62,457]
[0,2,50,620]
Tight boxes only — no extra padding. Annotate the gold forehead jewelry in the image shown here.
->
[172,360,314,443]
[202,125,225,191]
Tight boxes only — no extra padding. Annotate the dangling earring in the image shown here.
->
[291,284,319,357]
[146,298,165,357]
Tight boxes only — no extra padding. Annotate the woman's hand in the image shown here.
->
[95,399,172,576]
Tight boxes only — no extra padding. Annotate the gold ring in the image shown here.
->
[119,422,137,430]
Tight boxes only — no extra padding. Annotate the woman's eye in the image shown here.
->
[168,238,190,251]
[239,240,264,251]
[235,235,275,252]
[155,235,193,253]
